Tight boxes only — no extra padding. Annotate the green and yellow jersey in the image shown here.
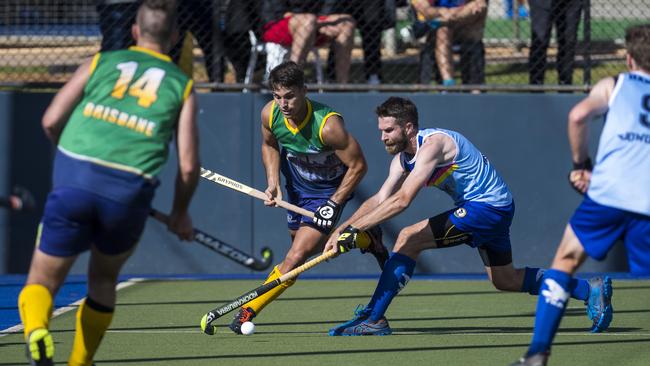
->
[269,98,347,196]
[58,46,192,178]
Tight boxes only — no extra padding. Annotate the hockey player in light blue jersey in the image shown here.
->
[323,96,603,338]
[512,24,650,366]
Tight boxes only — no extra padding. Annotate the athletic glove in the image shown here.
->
[568,157,593,195]
[337,225,360,253]
[314,199,342,232]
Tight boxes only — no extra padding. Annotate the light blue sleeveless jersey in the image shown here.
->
[588,71,650,216]
[400,128,512,206]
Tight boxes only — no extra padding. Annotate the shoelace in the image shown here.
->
[239,309,254,323]
[352,304,370,319]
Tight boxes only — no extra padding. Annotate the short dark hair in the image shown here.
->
[625,24,650,71]
[375,97,419,128]
[268,61,305,91]
[137,0,177,45]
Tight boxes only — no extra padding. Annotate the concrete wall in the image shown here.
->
[0,91,629,275]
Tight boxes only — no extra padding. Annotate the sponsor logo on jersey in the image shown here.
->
[618,132,650,143]
[306,145,321,153]
[82,102,157,137]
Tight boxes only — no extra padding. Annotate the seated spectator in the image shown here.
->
[261,0,355,84]
[326,0,397,84]
[413,0,466,86]
[411,0,487,88]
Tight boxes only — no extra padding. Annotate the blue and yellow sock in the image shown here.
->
[68,297,114,366]
[521,267,589,301]
[527,269,571,356]
[247,265,296,315]
[367,253,416,322]
[18,284,53,340]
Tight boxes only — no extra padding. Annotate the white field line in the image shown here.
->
[0,277,145,338]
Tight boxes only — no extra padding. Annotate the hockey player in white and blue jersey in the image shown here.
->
[324,96,602,337]
[512,24,650,366]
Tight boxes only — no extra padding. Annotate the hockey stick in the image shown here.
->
[150,209,273,271]
[199,167,314,218]
[200,249,338,335]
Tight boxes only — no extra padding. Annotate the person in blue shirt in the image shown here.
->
[511,24,650,366]
[324,96,609,337]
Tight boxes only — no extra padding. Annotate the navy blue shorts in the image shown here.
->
[37,187,151,257]
[448,200,515,253]
[285,190,348,233]
[570,195,650,275]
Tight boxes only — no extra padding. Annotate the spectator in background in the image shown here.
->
[528,0,583,86]
[261,0,356,84]
[412,0,487,88]
[95,0,139,51]
[170,0,222,82]
[222,0,261,83]
[412,0,465,87]
[326,0,397,84]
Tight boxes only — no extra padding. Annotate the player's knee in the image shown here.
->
[339,17,356,34]
[87,269,119,290]
[490,276,519,292]
[291,14,317,33]
[393,227,420,255]
[283,249,309,269]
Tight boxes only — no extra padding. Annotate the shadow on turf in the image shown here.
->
[392,325,643,335]
[253,308,649,327]
[0,341,24,347]
[46,310,642,333]
[30,338,648,364]
[24,311,643,335]
[611,284,650,291]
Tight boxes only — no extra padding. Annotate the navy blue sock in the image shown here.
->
[527,269,572,356]
[521,267,543,295]
[521,267,589,301]
[569,278,590,301]
[366,253,416,322]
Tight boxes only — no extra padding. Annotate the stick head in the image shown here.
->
[200,313,217,335]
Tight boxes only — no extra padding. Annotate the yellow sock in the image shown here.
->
[247,265,296,314]
[68,298,114,366]
[18,284,53,340]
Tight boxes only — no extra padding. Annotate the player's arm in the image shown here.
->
[567,77,614,194]
[339,154,406,230]
[169,89,200,241]
[260,101,283,206]
[42,56,94,144]
[351,135,448,231]
[312,115,368,231]
[322,115,367,204]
